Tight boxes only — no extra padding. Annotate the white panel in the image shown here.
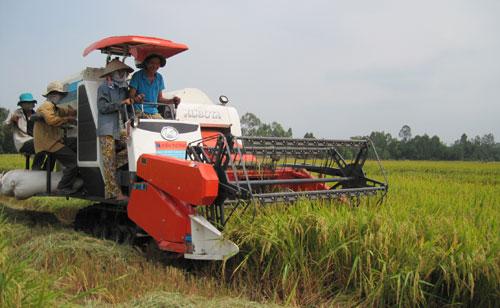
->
[184,215,239,260]
[127,119,202,172]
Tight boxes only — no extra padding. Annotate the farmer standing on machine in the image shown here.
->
[129,54,181,119]
[4,93,46,170]
[96,59,133,201]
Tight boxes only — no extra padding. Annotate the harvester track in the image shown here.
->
[74,203,146,246]
[73,203,187,263]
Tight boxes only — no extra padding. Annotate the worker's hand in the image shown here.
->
[121,98,133,105]
[10,114,19,123]
[68,107,77,116]
[133,93,145,103]
[65,116,77,125]
[172,96,181,106]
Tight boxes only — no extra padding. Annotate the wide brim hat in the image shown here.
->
[42,81,68,97]
[17,92,37,105]
[99,59,134,78]
[136,53,166,69]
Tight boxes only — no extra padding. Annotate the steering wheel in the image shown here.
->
[162,104,177,119]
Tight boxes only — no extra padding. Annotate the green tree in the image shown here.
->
[368,131,395,159]
[398,125,412,142]
[240,113,292,137]
[304,132,315,138]
[240,113,262,136]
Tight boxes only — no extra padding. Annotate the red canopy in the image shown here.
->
[83,35,189,62]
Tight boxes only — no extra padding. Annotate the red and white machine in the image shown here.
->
[33,36,387,261]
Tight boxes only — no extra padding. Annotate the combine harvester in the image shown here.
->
[8,36,388,260]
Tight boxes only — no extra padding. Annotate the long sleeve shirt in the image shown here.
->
[33,100,75,153]
[97,82,129,140]
[3,108,35,151]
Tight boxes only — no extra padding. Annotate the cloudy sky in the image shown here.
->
[0,0,498,143]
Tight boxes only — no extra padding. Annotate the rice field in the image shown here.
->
[223,161,500,306]
[0,154,499,307]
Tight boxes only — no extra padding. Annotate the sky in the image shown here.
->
[0,0,499,144]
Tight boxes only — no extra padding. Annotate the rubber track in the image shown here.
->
[73,203,146,245]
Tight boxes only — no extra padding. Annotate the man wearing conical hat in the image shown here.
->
[97,59,133,200]
[3,93,46,169]
[34,81,79,194]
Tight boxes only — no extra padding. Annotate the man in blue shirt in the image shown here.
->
[129,54,181,119]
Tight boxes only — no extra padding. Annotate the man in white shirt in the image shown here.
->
[4,93,46,170]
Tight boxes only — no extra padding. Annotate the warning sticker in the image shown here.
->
[155,141,187,159]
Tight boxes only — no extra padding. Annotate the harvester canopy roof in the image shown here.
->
[83,35,189,62]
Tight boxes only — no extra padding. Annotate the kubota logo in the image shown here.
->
[183,109,222,120]
[161,126,179,141]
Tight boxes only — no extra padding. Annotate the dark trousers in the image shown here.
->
[52,137,78,189]
[19,140,46,170]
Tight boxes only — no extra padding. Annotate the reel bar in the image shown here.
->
[239,146,348,157]
[253,186,385,204]
[228,176,353,186]
[281,164,343,176]
[238,136,368,148]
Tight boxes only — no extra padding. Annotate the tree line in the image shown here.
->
[367,129,499,161]
[1,108,498,161]
[240,113,500,161]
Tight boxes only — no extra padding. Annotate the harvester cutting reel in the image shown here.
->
[187,134,388,229]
